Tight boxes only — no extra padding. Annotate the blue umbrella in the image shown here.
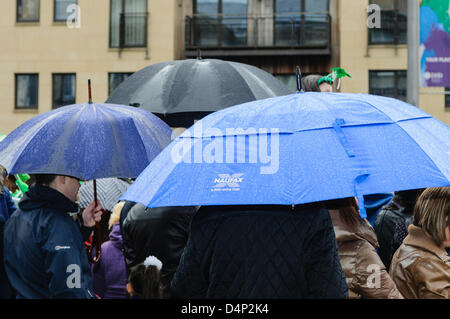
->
[121,92,450,218]
[0,102,172,180]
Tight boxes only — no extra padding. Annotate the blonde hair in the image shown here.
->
[109,201,125,229]
[413,187,450,246]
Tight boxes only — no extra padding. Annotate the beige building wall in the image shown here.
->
[339,0,449,125]
[0,0,179,134]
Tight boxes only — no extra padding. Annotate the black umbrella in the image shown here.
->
[106,59,291,127]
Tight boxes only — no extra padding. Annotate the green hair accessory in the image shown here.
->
[318,67,352,89]
[14,174,30,194]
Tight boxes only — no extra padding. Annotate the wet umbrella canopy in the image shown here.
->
[121,92,450,217]
[0,103,172,180]
[106,59,291,127]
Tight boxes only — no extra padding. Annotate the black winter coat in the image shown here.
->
[122,204,198,296]
[374,201,413,271]
[170,205,348,299]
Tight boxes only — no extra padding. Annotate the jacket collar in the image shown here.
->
[18,183,79,214]
[329,209,379,248]
[404,225,449,262]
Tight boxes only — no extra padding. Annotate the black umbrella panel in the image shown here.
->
[106,59,291,128]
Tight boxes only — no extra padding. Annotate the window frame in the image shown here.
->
[109,0,148,49]
[368,0,407,45]
[369,70,407,101]
[108,72,133,96]
[52,73,77,109]
[273,0,330,47]
[15,73,39,110]
[16,0,40,23]
[53,0,78,22]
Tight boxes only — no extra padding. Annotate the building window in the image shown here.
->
[17,0,40,22]
[110,0,148,48]
[108,73,133,96]
[193,0,248,47]
[368,0,407,45]
[369,70,407,102]
[15,74,39,109]
[52,74,76,109]
[274,0,329,47]
[54,0,77,21]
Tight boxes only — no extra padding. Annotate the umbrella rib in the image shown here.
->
[228,62,269,99]
[129,118,152,177]
[386,119,450,178]
[354,98,448,175]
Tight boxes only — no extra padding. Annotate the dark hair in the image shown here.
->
[33,174,58,186]
[301,75,322,92]
[321,197,363,226]
[387,189,425,214]
[128,263,163,299]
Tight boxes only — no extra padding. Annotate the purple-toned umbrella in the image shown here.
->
[0,82,172,262]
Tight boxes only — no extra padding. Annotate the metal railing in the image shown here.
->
[185,13,331,50]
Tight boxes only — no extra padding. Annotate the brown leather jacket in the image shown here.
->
[390,225,450,299]
[330,210,403,299]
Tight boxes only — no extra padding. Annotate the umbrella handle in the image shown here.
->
[87,220,103,263]
[87,179,103,264]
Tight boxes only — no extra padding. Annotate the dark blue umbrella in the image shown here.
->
[121,92,450,217]
[0,102,172,180]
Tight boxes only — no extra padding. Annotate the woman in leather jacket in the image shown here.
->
[324,197,403,299]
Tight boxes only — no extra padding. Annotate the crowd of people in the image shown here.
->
[0,74,448,300]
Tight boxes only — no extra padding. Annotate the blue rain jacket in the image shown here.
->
[3,184,95,299]
[0,186,16,222]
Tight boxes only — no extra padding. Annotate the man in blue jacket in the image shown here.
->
[0,168,17,299]
[3,174,103,298]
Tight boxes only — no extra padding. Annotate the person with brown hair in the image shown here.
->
[301,74,332,92]
[390,187,450,299]
[324,197,403,299]
[126,255,163,299]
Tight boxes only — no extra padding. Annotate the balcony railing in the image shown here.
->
[185,13,331,53]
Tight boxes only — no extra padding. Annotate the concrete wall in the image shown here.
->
[0,0,178,134]
[339,0,449,125]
